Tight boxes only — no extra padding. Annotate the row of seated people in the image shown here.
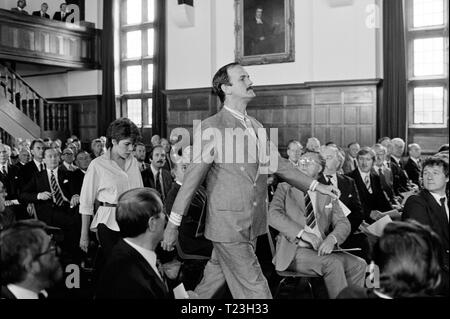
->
[10,0,74,22]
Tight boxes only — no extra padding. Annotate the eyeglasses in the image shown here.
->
[63,153,73,156]
[33,237,60,260]
[298,158,320,167]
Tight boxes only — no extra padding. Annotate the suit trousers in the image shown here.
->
[194,240,272,299]
[290,248,366,299]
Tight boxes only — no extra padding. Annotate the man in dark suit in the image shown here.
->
[372,143,399,206]
[10,0,29,14]
[19,147,80,263]
[389,138,416,196]
[319,145,370,262]
[0,220,63,299]
[347,148,393,223]
[72,150,92,194]
[15,147,31,169]
[53,2,68,21]
[402,157,449,295]
[19,139,46,188]
[161,138,174,174]
[405,143,422,188]
[133,142,150,173]
[32,2,50,18]
[142,145,172,202]
[96,188,172,299]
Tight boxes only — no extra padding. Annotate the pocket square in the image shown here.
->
[63,179,69,184]
[348,194,352,198]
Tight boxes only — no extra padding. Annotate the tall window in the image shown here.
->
[120,0,155,127]
[406,0,449,128]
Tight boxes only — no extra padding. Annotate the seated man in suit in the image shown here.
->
[0,220,63,299]
[269,151,366,299]
[96,188,171,299]
[319,145,370,262]
[133,142,149,172]
[389,138,417,195]
[59,147,78,172]
[402,156,449,295]
[53,2,68,21]
[342,142,360,174]
[32,2,50,18]
[405,143,422,188]
[286,139,303,167]
[16,147,31,169]
[142,145,172,202]
[11,0,29,14]
[371,143,400,206]
[72,150,92,194]
[347,148,394,223]
[19,147,81,263]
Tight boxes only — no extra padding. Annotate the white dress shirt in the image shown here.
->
[7,284,42,299]
[63,161,78,171]
[34,159,44,172]
[123,239,162,280]
[45,168,69,202]
[430,192,449,221]
[358,169,371,191]
[79,150,143,231]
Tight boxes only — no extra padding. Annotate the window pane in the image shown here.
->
[148,64,153,90]
[127,99,142,127]
[148,0,155,23]
[126,0,142,24]
[413,0,444,28]
[147,29,154,57]
[413,38,444,76]
[127,65,142,92]
[148,98,153,126]
[126,31,142,58]
[413,87,444,124]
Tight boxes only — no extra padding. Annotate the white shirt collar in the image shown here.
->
[358,168,371,180]
[150,164,161,178]
[33,159,43,170]
[0,163,7,172]
[391,156,401,164]
[175,180,182,186]
[429,192,447,206]
[7,284,40,299]
[224,105,248,122]
[324,173,337,184]
[410,157,420,165]
[255,18,263,24]
[46,167,58,175]
[289,159,299,167]
[123,239,162,280]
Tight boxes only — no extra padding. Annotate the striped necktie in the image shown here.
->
[304,193,316,228]
[364,175,372,194]
[155,170,164,201]
[50,171,64,206]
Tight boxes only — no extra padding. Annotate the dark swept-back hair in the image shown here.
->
[105,118,141,150]
[0,220,48,284]
[422,156,449,177]
[212,62,240,103]
[373,220,444,297]
[357,147,376,161]
[116,188,164,238]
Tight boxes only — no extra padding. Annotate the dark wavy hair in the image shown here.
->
[105,118,141,150]
[372,220,444,297]
[212,62,240,103]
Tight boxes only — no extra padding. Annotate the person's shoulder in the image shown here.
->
[338,286,378,299]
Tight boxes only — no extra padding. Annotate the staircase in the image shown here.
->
[0,63,72,144]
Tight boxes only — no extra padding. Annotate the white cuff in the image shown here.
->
[296,229,304,239]
[309,180,319,192]
[169,212,183,227]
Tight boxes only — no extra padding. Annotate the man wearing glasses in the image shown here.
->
[0,220,63,299]
[269,151,366,299]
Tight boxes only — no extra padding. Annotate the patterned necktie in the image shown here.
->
[304,193,316,229]
[440,198,449,223]
[353,159,357,169]
[155,170,164,200]
[50,171,64,206]
[364,175,372,194]
[326,175,333,186]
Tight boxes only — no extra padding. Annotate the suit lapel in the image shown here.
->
[423,191,449,243]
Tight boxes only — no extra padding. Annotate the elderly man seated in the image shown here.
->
[269,151,366,299]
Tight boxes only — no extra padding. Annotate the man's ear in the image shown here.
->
[148,216,157,232]
[112,139,118,146]
[23,249,40,275]
[221,83,231,96]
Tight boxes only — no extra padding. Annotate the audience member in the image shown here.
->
[142,145,172,202]
[338,220,444,298]
[16,148,31,168]
[161,138,174,172]
[90,138,104,158]
[151,134,161,147]
[305,137,321,152]
[0,220,63,299]
[11,0,29,14]
[72,151,92,194]
[390,138,415,195]
[269,151,366,299]
[342,142,360,174]
[286,140,303,167]
[405,143,422,187]
[79,118,142,258]
[59,148,78,172]
[371,143,397,205]
[133,142,149,172]
[95,188,171,299]
[53,2,68,21]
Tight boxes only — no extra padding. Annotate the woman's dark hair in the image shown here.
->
[372,220,443,297]
[212,62,240,103]
[105,118,141,150]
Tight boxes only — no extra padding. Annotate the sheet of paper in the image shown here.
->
[173,283,189,299]
[338,200,351,217]
[367,215,393,237]
[332,248,362,253]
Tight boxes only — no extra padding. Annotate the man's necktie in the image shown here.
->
[364,175,372,194]
[353,159,358,169]
[304,193,316,229]
[155,170,164,200]
[326,175,333,186]
[0,165,6,175]
[440,198,449,223]
[40,163,45,172]
[38,292,47,299]
[50,171,64,206]
[142,163,146,172]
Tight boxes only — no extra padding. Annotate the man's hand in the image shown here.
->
[301,231,321,250]
[37,191,52,200]
[315,183,341,200]
[70,195,80,208]
[187,291,199,299]
[317,236,336,256]
[161,221,178,251]
[26,203,36,217]
[370,210,383,221]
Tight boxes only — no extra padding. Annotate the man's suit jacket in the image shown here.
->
[319,173,363,233]
[347,169,393,223]
[0,164,21,201]
[19,160,42,191]
[165,183,212,257]
[402,190,449,271]
[390,156,411,195]
[10,8,29,14]
[141,167,173,200]
[32,11,50,18]
[342,154,358,175]
[170,108,314,243]
[404,157,421,187]
[96,239,171,299]
[268,182,350,271]
[372,165,396,203]
[53,11,68,21]
[0,286,16,299]
[71,169,85,194]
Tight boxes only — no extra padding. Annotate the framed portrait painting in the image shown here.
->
[235,0,295,65]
